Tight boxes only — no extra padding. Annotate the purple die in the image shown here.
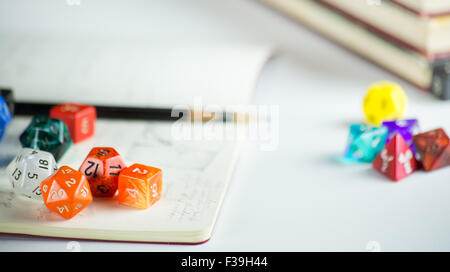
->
[382,119,420,153]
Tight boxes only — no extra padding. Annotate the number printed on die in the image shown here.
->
[80,185,89,198]
[97,149,110,156]
[42,184,48,193]
[39,159,49,170]
[65,178,77,187]
[151,183,158,198]
[109,165,122,176]
[11,168,22,181]
[56,205,69,214]
[61,168,73,175]
[97,185,110,194]
[132,168,148,175]
[84,161,99,178]
[27,172,38,180]
[51,189,66,200]
[32,186,41,196]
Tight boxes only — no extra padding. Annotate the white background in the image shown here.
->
[0,0,449,251]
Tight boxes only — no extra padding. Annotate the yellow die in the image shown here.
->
[363,81,407,126]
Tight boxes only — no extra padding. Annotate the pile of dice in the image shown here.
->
[343,81,450,181]
[0,92,162,220]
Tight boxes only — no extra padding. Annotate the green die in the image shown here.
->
[19,115,72,161]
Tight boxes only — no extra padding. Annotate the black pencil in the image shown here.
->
[13,101,253,122]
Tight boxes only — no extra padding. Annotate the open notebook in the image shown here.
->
[0,37,272,243]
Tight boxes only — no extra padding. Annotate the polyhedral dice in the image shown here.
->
[118,163,162,209]
[363,81,408,126]
[382,119,420,154]
[413,128,450,171]
[6,148,58,199]
[50,103,96,143]
[373,134,417,181]
[79,147,126,197]
[343,124,388,162]
[40,166,93,220]
[19,115,72,161]
[0,88,14,115]
[0,95,12,141]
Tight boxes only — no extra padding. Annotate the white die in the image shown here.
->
[6,148,58,199]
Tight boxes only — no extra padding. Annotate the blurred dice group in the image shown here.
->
[343,81,449,181]
[0,89,162,220]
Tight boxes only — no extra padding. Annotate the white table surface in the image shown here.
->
[0,0,449,251]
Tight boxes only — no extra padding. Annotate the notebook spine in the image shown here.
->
[431,60,450,100]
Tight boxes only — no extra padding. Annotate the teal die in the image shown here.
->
[19,115,72,161]
[343,124,388,162]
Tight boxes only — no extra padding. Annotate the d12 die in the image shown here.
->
[343,124,388,162]
[118,163,162,209]
[79,147,126,197]
[19,115,72,161]
[363,81,408,126]
[413,128,450,171]
[0,94,12,141]
[50,103,96,143]
[6,148,58,199]
[373,134,417,181]
[382,119,420,154]
[40,166,93,219]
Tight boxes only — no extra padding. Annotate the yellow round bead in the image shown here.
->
[363,81,407,126]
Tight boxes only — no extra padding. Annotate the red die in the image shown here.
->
[79,147,126,197]
[50,103,96,143]
[373,134,417,181]
[413,128,450,171]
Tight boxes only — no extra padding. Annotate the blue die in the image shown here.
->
[343,124,388,162]
[0,95,12,141]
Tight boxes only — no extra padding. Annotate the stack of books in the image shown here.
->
[262,0,450,100]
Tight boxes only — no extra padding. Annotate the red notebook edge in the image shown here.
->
[0,231,211,246]
[315,0,450,61]
[390,0,450,18]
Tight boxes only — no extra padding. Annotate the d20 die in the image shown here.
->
[40,166,93,220]
[382,119,420,154]
[363,81,408,126]
[19,115,72,161]
[79,147,126,197]
[413,128,450,171]
[118,163,162,209]
[373,134,417,181]
[0,94,12,141]
[6,148,58,199]
[50,103,96,143]
[343,124,388,162]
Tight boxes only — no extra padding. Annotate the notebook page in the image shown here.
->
[0,36,271,108]
[0,117,245,243]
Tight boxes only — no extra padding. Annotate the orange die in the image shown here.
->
[40,166,93,220]
[49,103,96,143]
[118,163,162,209]
[79,147,126,197]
